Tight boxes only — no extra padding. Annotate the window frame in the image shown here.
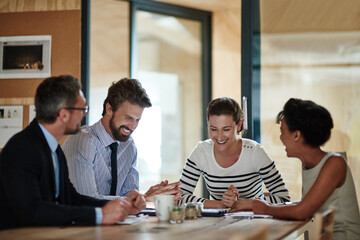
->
[241,0,261,142]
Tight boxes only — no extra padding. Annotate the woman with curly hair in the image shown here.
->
[252,98,360,240]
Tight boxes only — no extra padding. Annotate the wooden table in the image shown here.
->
[0,216,312,240]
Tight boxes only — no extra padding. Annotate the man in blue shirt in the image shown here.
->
[0,75,145,229]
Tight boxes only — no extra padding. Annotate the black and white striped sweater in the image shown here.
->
[179,138,290,205]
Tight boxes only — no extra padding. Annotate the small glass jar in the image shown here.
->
[194,202,203,218]
[185,203,198,220]
[170,206,185,224]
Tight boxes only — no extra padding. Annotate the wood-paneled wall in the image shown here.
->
[212,9,241,103]
[90,0,129,89]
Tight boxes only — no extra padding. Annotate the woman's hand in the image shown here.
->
[252,198,269,214]
[221,185,238,208]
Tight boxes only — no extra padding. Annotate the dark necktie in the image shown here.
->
[109,142,118,196]
[55,145,65,203]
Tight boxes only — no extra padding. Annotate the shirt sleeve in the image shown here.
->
[253,144,290,203]
[95,207,103,225]
[179,144,206,205]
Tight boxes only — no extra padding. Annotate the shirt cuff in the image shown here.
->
[95,207,103,225]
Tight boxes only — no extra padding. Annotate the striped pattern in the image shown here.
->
[179,138,290,205]
[62,120,139,200]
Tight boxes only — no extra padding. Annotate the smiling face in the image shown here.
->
[208,114,241,152]
[279,118,298,157]
[107,101,144,142]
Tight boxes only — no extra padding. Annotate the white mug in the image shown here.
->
[154,195,175,221]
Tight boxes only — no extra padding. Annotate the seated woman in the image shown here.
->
[252,98,360,240]
[179,97,290,210]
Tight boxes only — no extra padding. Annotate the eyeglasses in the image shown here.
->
[65,105,89,114]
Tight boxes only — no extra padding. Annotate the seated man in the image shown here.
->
[63,78,181,202]
[0,75,145,230]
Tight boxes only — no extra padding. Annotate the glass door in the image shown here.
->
[130,2,211,196]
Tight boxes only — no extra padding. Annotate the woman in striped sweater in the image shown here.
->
[179,97,290,210]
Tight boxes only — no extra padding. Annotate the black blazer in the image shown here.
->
[0,120,108,229]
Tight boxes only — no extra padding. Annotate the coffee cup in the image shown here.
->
[154,195,175,221]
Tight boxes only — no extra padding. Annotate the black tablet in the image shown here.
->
[140,208,156,216]
[201,209,228,217]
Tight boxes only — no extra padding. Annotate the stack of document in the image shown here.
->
[224,211,273,220]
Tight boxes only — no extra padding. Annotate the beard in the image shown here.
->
[109,116,133,142]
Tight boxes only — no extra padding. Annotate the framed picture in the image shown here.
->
[0,35,51,79]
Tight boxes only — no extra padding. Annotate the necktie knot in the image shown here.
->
[56,145,61,155]
[109,142,118,152]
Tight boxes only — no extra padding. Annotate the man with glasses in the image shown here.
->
[0,75,145,230]
[66,105,89,115]
[62,78,181,203]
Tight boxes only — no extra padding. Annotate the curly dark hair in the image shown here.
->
[102,78,152,116]
[276,98,333,148]
[207,97,245,133]
[35,75,81,123]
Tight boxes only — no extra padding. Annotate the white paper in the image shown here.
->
[0,106,23,148]
[29,105,36,123]
[224,211,273,219]
[117,214,148,225]
[242,96,248,130]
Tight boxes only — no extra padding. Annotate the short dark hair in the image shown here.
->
[276,98,333,148]
[207,97,244,133]
[35,75,81,123]
[102,78,152,116]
